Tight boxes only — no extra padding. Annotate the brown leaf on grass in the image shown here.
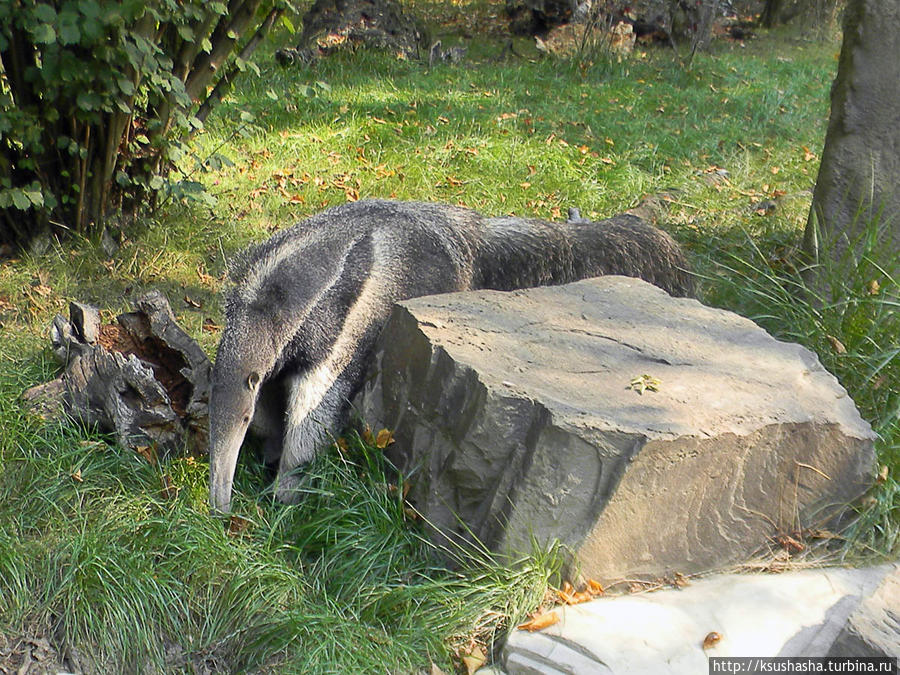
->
[517,610,559,632]
[202,318,222,333]
[71,470,83,483]
[876,464,889,484]
[702,631,722,649]
[362,427,375,445]
[160,474,179,500]
[430,664,448,675]
[31,282,52,297]
[183,295,202,309]
[375,428,394,449]
[867,279,881,295]
[802,146,816,162]
[196,266,216,286]
[135,445,157,465]
[228,514,252,536]
[461,646,486,675]
[826,335,847,354]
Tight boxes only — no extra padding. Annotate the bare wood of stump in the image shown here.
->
[23,291,212,457]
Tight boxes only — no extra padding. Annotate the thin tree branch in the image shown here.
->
[194,5,283,126]
[184,0,265,102]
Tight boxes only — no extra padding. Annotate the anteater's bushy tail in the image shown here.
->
[473,213,694,297]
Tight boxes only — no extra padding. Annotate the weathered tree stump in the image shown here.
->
[24,291,212,457]
[276,0,426,64]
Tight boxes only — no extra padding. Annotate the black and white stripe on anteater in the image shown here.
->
[209,199,693,512]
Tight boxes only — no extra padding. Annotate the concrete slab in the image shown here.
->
[499,565,899,674]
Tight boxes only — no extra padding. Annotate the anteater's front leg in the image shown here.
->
[275,367,353,502]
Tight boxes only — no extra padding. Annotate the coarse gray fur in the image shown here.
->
[209,199,692,512]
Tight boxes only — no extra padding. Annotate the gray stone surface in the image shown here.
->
[500,565,899,675]
[829,565,900,658]
[357,276,877,582]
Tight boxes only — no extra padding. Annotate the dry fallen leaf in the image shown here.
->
[569,590,593,604]
[160,474,178,500]
[196,266,216,285]
[702,631,722,649]
[184,295,202,309]
[430,664,448,675]
[202,318,222,333]
[826,335,847,354]
[556,581,576,604]
[586,578,605,596]
[774,533,805,554]
[867,279,881,295]
[135,445,157,465]
[71,470,83,483]
[517,610,559,632]
[461,645,486,675]
[375,428,394,449]
[228,514,252,536]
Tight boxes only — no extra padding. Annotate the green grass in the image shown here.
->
[0,8,897,671]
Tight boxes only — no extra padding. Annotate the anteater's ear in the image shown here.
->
[247,372,260,391]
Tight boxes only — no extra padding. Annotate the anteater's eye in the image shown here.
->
[246,372,260,390]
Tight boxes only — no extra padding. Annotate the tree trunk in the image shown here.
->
[805,0,900,263]
[760,0,783,27]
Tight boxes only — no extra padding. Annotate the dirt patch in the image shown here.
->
[0,632,68,675]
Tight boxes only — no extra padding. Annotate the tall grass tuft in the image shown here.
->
[0,359,557,672]
[697,215,899,556]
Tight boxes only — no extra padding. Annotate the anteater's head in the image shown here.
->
[208,305,276,514]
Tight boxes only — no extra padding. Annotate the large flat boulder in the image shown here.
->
[356,276,877,581]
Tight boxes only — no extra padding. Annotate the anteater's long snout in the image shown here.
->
[208,383,255,514]
[209,437,239,513]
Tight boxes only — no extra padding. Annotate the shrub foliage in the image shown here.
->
[0,0,292,247]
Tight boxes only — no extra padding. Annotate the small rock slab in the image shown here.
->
[356,276,877,582]
[829,564,900,658]
[500,565,899,674]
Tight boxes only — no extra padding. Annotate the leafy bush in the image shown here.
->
[0,0,292,248]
